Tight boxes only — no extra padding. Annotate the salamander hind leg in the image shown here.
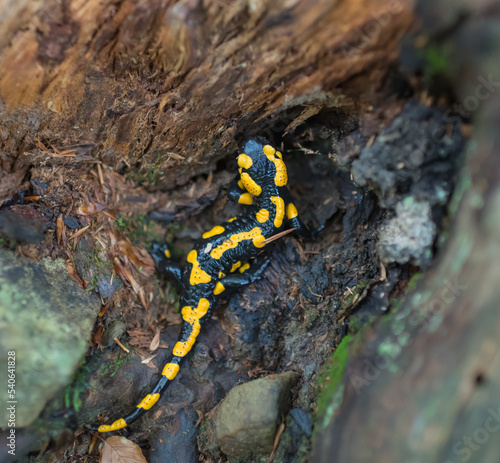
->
[151,242,183,287]
[217,257,272,290]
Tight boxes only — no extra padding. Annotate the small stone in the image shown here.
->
[214,371,299,459]
[101,320,127,347]
[377,197,437,267]
[290,408,313,437]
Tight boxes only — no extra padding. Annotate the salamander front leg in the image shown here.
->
[227,178,254,205]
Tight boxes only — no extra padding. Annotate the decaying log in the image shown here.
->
[0,0,413,188]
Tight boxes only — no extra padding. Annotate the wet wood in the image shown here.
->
[0,0,413,187]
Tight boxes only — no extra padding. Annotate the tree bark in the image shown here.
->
[0,0,413,188]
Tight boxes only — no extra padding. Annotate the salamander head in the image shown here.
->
[237,138,288,194]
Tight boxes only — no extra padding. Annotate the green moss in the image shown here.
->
[422,44,450,76]
[128,151,165,187]
[79,246,114,292]
[100,351,133,378]
[340,278,373,311]
[115,212,165,247]
[304,306,321,330]
[63,360,91,412]
[315,335,351,431]
[406,273,424,292]
[0,234,17,250]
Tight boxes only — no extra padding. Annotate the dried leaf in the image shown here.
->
[23,195,41,202]
[380,262,387,281]
[65,259,85,286]
[92,325,104,346]
[113,258,141,293]
[128,338,151,349]
[68,224,91,241]
[89,434,98,455]
[140,354,157,364]
[268,419,286,463]
[117,240,155,272]
[56,214,66,246]
[137,287,148,311]
[77,203,106,215]
[149,329,160,352]
[100,436,147,463]
[98,300,112,317]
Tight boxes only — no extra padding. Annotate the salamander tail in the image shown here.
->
[91,356,183,433]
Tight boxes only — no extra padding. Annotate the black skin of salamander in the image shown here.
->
[90,137,313,432]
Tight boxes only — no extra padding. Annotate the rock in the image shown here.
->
[377,197,437,267]
[101,319,127,347]
[214,371,299,459]
[0,249,100,427]
[351,101,462,209]
[0,205,52,243]
[74,238,121,299]
[289,408,313,438]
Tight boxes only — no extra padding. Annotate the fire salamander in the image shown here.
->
[92,137,312,432]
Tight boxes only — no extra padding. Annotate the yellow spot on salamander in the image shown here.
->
[173,298,211,357]
[202,225,225,239]
[228,217,237,222]
[237,153,253,169]
[256,208,269,223]
[218,271,226,278]
[287,203,298,219]
[238,193,254,205]
[214,281,225,295]
[164,248,171,258]
[181,298,210,325]
[173,328,199,357]
[210,227,266,260]
[241,173,262,196]
[239,263,250,273]
[273,158,287,186]
[262,145,287,186]
[231,261,242,272]
[137,393,160,410]
[162,363,180,379]
[238,180,244,190]
[98,418,127,432]
[263,145,276,157]
[270,196,285,228]
[187,250,212,285]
